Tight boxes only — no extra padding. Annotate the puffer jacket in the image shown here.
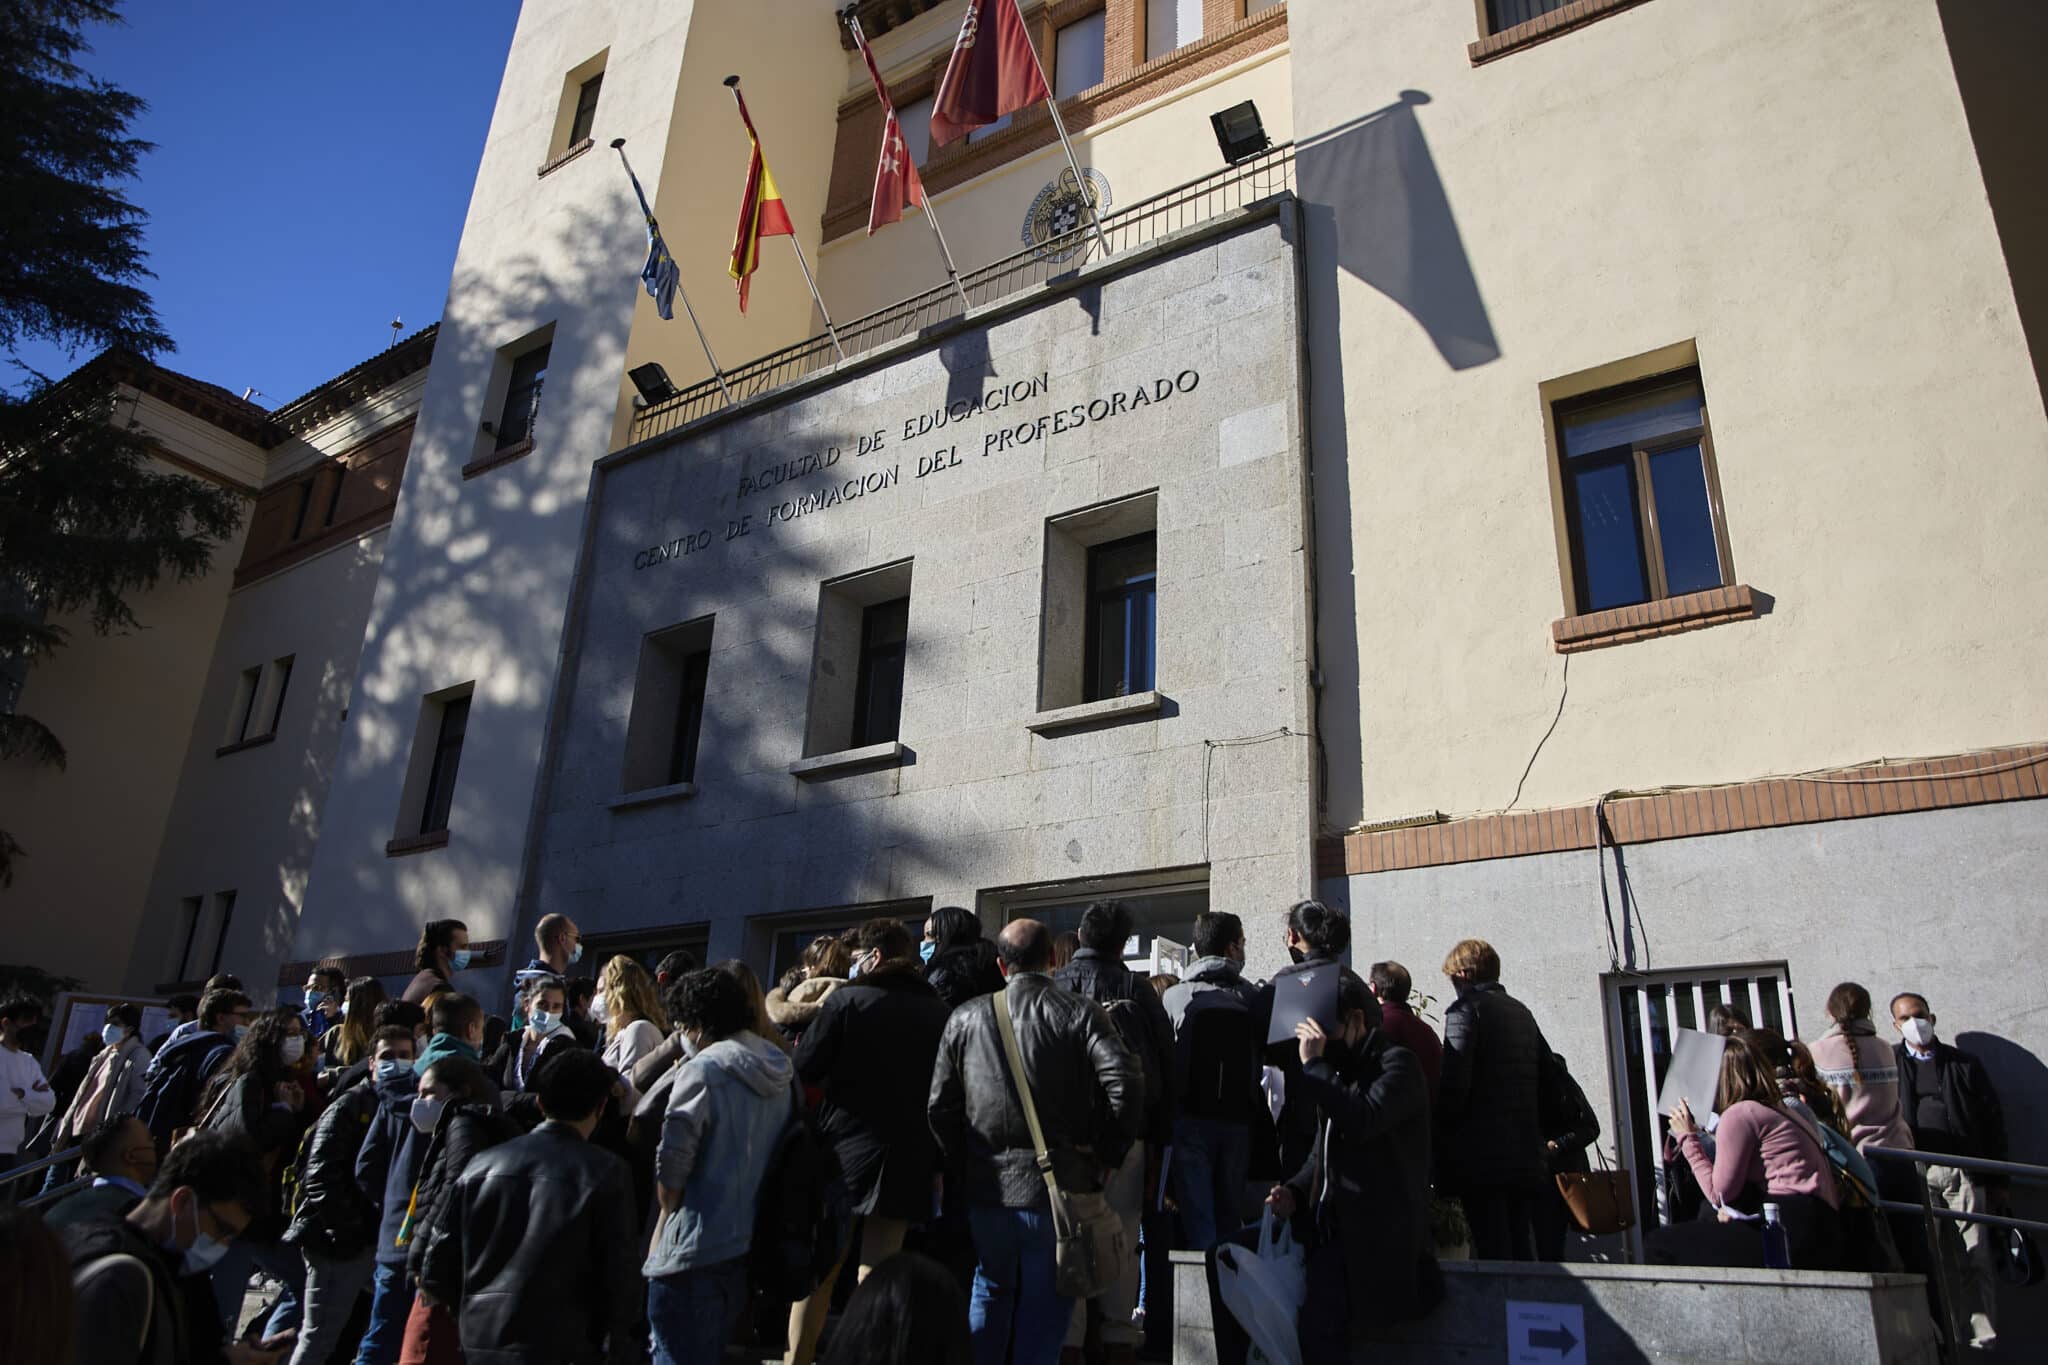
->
[405,1101,523,1281]
[284,1073,383,1256]
[1055,946,1176,1143]
[1811,1020,1914,1152]
[926,940,1006,1011]
[928,972,1143,1209]
[645,1030,795,1276]
[417,1121,639,1365]
[795,960,952,1219]
[202,1070,310,1240]
[1437,981,1551,1190]
[765,975,845,1045]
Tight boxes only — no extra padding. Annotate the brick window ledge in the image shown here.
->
[463,438,534,480]
[386,829,450,858]
[1470,0,1658,66]
[1552,583,1758,653]
[537,138,594,178]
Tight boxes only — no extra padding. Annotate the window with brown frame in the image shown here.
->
[1552,368,1732,616]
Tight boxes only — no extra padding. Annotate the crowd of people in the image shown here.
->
[0,900,2014,1363]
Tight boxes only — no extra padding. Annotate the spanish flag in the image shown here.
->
[728,84,794,313]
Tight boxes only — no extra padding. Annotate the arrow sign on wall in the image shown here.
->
[1507,1301,1588,1365]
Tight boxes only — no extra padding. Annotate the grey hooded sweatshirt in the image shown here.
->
[643,1029,795,1276]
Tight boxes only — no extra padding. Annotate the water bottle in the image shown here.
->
[1760,1202,1792,1269]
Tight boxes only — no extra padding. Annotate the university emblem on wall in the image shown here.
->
[1020,168,1110,264]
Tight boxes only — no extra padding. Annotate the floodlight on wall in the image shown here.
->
[629,362,680,407]
[1210,100,1270,166]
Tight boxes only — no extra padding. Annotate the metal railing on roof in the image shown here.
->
[628,142,1296,444]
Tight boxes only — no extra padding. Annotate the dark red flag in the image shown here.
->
[850,17,926,232]
[929,0,1050,147]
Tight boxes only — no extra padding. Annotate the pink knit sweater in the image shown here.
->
[1680,1100,1840,1209]
[1809,1021,1915,1152]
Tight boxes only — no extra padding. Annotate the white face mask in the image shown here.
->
[281,1036,306,1065]
[590,991,609,1023]
[410,1094,446,1134]
[1901,1017,1936,1047]
[101,1023,127,1046]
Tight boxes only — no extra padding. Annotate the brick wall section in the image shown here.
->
[1319,743,2048,879]
[1551,582,1758,653]
[233,417,415,587]
[823,1,1286,240]
[275,939,508,987]
[1469,0,1657,65]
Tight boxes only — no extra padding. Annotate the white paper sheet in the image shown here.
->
[1656,1027,1727,1125]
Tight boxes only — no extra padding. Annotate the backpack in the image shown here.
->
[135,1036,231,1154]
[1174,985,1259,1122]
[748,1089,852,1304]
[1102,996,1170,1120]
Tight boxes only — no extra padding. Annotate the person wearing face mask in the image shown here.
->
[765,934,852,1049]
[1434,937,1554,1262]
[1263,972,1439,1359]
[921,906,1006,1012]
[44,1004,151,1194]
[196,1009,313,1338]
[283,1025,416,1365]
[1257,900,1365,1180]
[595,956,669,1085]
[397,1055,520,1364]
[402,919,473,1006]
[64,1131,287,1365]
[487,975,585,1131]
[136,988,251,1156]
[1892,991,2008,1351]
[418,1048,638,1364]
[510,914,583,1020]
[354,1020,449,1365]
[43,1114,159,1228]
[303,967,347,1041]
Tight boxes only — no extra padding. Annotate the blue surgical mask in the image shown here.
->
[233,1024,250,1041]
[374,1058,414,1085]
[568,943,583,965]
[304,989,322,1009]
[531,1009,559,1034]
[920,941,937,964]
[449,949,473,972]
[848,960,864,981]
[101,1023,126,1046]
[175,1197,229,1274]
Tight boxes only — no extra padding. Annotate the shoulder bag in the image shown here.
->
[1555,1148,1635,1235]
[993,987,1128,1299]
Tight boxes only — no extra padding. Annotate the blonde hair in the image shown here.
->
[802,934,851,981]
[598,955,667,1032]
[1441,938,1501,983]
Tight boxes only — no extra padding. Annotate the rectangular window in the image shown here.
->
[1554,369,1729,615]
[802,561,913,760]
[1146,0,1204,60]
[851,597,909,747]
[1606,965,1795,1234]
[232,665,262,743]
[266,656,294,734]
[419,695,471,835]
[173,895,204,982]
[1055,12,1106,100]
[569,72,603,146]
[1487,0,1573,33]
[208,891,236,976]
[966,111,1012,144]
[1085,534,1157,700]
[322,464,346,526]
[898,96,933,167]
[497,344,549,449]
[621,617,715,794]
[288,479,315,541]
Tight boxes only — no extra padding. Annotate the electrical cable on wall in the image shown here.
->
[1202,727,1296,862]
[1506,653,1569,812]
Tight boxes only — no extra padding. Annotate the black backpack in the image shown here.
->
[1102,995,1169,1120]
[749,1089,851,1304]
[135,1036,231,1154]
[1175,985,1259,1122]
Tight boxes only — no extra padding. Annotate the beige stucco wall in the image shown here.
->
[0,410,261,991]
[1288,0,2048,830]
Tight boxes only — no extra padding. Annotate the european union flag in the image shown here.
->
[621,155,679,321]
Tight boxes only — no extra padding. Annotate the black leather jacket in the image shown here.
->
[1438,981,1551,1189]
[928,972,1142,1208]
[926,941,1006,1010]
[284,1075,382,1256]
[416,1121,639,1364]
[1055,947,1176,1143]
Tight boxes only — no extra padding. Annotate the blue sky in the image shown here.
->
[15,1,519,405]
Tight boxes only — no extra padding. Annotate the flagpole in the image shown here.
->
[609,139,733,404]
[1015,4,1111,260]
[844,9,974,316]
[724,76,848,365]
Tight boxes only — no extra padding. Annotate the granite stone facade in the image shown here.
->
[523,206,1317,972]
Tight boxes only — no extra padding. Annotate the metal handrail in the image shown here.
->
[1865,1144,2048,1359]
[23,1176,91,1209]
[627,142,1297,443]
[0,1143,83,1186]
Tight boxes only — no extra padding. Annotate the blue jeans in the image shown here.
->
[209,1237,305,1338]
[1172,1116,1251,1252]
[352,1262,413,1365]
[967,1205,1073,1365]
[647,1257,747,1365]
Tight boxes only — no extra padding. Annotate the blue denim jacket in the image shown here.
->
[642,1030,793,1276]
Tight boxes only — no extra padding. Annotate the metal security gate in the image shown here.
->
[1602,963,1797,1254]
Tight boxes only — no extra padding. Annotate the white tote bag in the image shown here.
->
[1214,1206,1307,1365]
